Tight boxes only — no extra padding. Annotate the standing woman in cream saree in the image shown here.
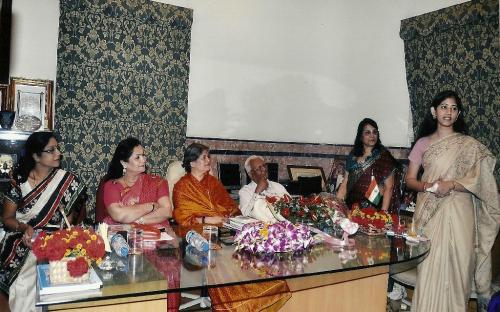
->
[406,90,499,311]
[0,132,85,312]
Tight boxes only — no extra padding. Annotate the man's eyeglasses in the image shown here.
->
[42,145,62,154]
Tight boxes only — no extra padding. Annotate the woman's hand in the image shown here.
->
[336,172,348,201]
[433,181,455,197]
[22,225,34,248]
[205,216,228,225]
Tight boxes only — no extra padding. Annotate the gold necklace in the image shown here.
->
[29,170,50,188]
[29,172,38,187]
[122,176,138,188]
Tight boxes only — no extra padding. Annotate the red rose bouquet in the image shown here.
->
[349,204,397,235]
[33,226,106,278]
[267,194,348,227]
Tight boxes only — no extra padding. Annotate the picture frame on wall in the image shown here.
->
[0,153,16,181]
[0,84,7,110]
[287,165,327,190]
[7,77,53,132]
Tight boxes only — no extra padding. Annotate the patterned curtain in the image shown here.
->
[55,0,192,221]
[400,0,499,182]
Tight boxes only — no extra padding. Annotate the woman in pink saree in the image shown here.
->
[103,138,179,311]
[406,90,499,311]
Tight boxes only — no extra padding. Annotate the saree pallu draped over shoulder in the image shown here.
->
[173,174,290,311]
[411,134,499,312]
[0,169,85,293]
[173,174,239,226]
[346,148,400,213]
[102,174,169,226]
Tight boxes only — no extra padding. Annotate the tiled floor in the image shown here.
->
[387,289,479,312]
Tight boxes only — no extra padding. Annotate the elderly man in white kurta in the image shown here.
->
[238,155,289,219]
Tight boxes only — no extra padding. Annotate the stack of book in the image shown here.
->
[223,216,259,231]
[37,264,103,303]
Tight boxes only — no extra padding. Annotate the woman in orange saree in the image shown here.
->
[173,143,239,226]
[173,143,290,311]
[406,90,499,312]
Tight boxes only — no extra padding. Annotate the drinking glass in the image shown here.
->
[202,225,218,248]
[128,228,143,255]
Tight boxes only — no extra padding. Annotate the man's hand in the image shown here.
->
[255,178,269,194]
[249,157,269,194]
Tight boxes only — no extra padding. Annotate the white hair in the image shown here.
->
[244,155,265,174]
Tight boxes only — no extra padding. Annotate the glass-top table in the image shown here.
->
[37,226,430,311]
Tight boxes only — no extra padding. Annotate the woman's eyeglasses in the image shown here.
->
[362,130,379,136]
[42,145,62,154]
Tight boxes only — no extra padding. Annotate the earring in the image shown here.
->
[432,114,436,119]
[122,166,127,175]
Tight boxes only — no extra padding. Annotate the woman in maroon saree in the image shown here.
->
[337,118,401,213]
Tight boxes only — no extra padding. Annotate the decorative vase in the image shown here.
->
[49,257,90,285]
[0,111,15,130]
[15,114,41,132]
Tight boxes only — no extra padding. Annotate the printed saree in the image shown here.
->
[173,173,239,226]
[346,148,401,213]
[411,134,499,312]
[0,169,85,293]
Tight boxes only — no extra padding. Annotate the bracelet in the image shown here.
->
[150,203,155,213]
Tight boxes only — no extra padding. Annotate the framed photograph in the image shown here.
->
[0,153,17,181]
[0,84,7,110]
[7,78,53,131]
[287,165,327,189]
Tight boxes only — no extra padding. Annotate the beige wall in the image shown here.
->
[10,0,469,146]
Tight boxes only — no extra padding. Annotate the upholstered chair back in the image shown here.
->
[166,160,186,208]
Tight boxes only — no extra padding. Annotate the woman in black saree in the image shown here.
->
[0,132,85,312]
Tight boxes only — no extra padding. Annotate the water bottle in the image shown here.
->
[185,230,209,252]
[111,233,129,257]
[185,245,209,267]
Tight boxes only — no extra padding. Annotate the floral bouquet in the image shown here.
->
[33,226,106,283]
[266,194,348,230]
[349,204,396,235]
[234,221,313,254]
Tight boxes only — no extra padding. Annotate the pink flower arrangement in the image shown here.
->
[234,221,313,254]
